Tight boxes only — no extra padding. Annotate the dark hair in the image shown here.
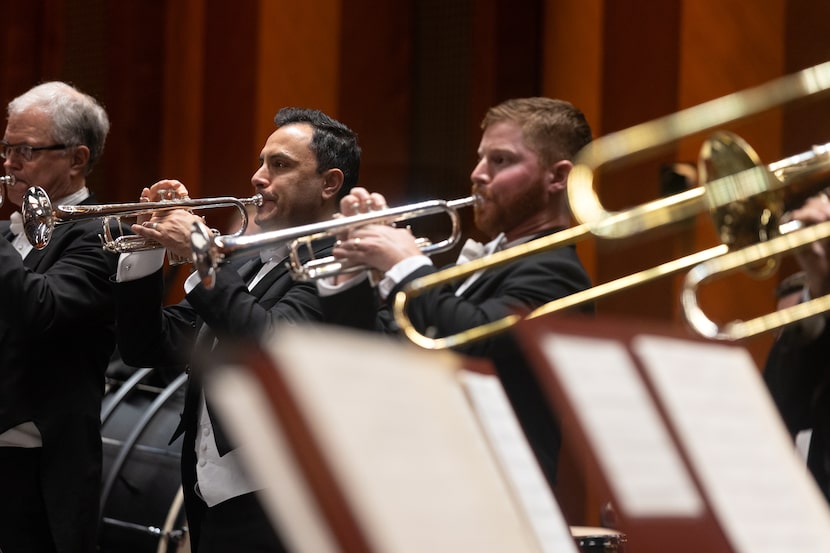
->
[274,107,361,199]
[481,97,592,166]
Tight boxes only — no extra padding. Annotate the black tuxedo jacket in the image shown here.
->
[322,231,593,487]
[764,322,830,503]
[113,241,332,550]
[0,198,118,553]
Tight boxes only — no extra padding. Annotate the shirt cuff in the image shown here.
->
[316,272,369,297]
[116,250,166,282]
[184,270,203,295]
[378,255,432,300]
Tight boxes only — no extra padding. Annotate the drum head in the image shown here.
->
[570,526,626,553]
[99,364,189,553]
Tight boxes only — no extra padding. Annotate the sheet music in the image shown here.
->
[539,332,704,518]
[208,363,341,553]
[217,324,546,553]
[633,335,830,553]
[462,371,579,553]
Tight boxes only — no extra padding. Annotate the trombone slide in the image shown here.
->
[682,220,830,341]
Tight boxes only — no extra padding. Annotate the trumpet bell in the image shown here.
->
[20,186,262,251]
[22,186,54,250]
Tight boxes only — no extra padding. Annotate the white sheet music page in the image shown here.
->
[265,325,544,553]
[634,335,830,553]
[461,371,579,553]
[540,332,704,518]
[208,364,341,553]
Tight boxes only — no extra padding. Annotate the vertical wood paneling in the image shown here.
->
[99,2,166,202]
[160,0,206,193]
[592,0,683,321]
[256,0,342,143]
[542,0,603,286]
[199,0,258,202]
[338,1,415,201]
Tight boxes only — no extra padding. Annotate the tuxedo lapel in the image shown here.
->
[249,258,288,299]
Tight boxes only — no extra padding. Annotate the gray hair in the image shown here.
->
[8,81,110,174]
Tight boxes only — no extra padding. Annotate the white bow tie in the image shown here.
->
[453,233,506,296]
[456,238,486,264]
[455,233,506,265]
[9,211,23,237]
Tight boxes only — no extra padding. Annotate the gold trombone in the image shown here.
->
[21,185,262,251]
[682,218,830,341]
[392,61,830,350]
[191,196,476,289]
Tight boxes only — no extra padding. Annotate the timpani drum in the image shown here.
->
[570,526,627,553]
[98,364,190,553]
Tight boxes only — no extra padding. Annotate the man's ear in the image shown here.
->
[321,168,345,201]
[70,145,90,176]
[546,159,573,193]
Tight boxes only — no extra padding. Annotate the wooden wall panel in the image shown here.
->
[256,0,342,142]
[0,0,68,220]
[338,1,415,201]
[591,0,683,322]
[199,0,258,202]
[99,2,166,203]
[542,0,602,282]
[159,0,206,196]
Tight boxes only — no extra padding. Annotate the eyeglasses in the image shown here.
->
[0,141,69,162]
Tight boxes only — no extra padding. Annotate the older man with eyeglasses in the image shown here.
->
[0,81,116,553]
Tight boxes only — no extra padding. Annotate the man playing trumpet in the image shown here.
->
[319,97,595,489]
[0,81,114,553]
[112,107,361,552]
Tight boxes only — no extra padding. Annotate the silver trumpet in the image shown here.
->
[192,196,476,289]
[22,185,263,251]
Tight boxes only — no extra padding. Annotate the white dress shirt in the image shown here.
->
[117,244,285,507]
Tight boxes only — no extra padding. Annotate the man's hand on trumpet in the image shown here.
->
[131,179,202,263]
[332,187,421,283]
